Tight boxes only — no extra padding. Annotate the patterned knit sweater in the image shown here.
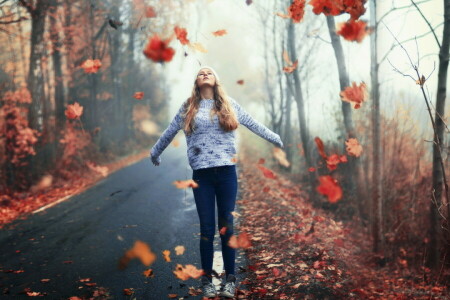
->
[150,97,283,170]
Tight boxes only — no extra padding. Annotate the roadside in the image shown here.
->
[0,147,150,229]
[233,142,449,300]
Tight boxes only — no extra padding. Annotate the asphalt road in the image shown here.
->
[0,143,249,299]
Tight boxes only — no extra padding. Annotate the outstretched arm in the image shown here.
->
[149,103,186,165]
[230,97,284,148]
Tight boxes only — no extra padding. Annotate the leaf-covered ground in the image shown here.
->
[233,149,449,300]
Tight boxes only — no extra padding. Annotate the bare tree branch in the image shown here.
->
[0,16,28,24]
[411,0,441,48]
[376,0,432,26]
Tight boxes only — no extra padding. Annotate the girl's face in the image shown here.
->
[196,68,216,88]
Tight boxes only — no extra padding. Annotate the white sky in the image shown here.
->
[160,0,448,143]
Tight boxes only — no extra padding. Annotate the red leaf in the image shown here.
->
[174,26,190,45]
[288,0,306,23]
[143,34,175,63]
[309,0,343,16]
[133,92,144,100]
[212,29,227,36]
[316,175,342,203]
[257,165,277,179]
[65,102,83,120]
[80,59,101,73]
[336,19,369,43]
[314,137,328,159]
[340,81,368,108]
[308,167,316,172]
[145,5,156,18]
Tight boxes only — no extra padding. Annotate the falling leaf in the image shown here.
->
[172,139,180,147]
[143,34,175,63]
[40,279,50,283]
[257,165,276,179]
[228,232,252,249]
[340,81,368,109]
[187,42,208,53]
[283,59,298,73]
[143,269,154,277]
[123,288,134,295]
[314,137,328,159]
[79,278,91,282]
[173,179,199,189]
[65,102,83,120]
[133,92,144,100]
[288,0,306,23]
[258,158,265,164]
[326,154,347,171]
[174,26,190,45]
[230,211,241,218]
[246,0,253,5]
[236,79,244,85]
[212,29,227,36]
[118,240,157,270]
[309,0,343,16]
[80,59,101,73]
[173,264,204,280]
[316,175,343,203]
[308,167,316,172]
[345,138,363,157]
[86,161,109,177]
[26,291,44,296]
[336,19,370,43]
[220,227,227,235]
[162,250,171,262]
[174,245,185,255]
[145,5,156,18]
[139,120,159,136]
[273,147,290,167]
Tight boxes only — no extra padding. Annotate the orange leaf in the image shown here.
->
[143,34,175,63]
[236,79,244,85]
[86,161,109,177]
[173,264,204,280]
[162,250,171,262]
[168,294,178,299]
[257,165,277,179]
[187,42,207,53]
[174,26,190,45]
[340,81,368,109]
[283,59,298,73]
[173,179,199,189]
[326,154,343,171]
[345,138,362,157]
[133,92,144,100]
[212,29,227,36]
[118,240,157,270]
[142,269,154,277]
[316,175,342,203]
[65,102,83,120]
[228,232,252,249]
[123,288,134,295]
[273,148,290,167]
[174,245,185,255]
[80,59,101,73]
[336,19,369,43]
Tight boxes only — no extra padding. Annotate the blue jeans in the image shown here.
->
[192,165,237,278]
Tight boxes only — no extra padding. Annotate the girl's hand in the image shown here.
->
[149,150,161,166]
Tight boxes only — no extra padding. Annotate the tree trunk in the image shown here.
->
[287,19,315,198]
[326,16,368,229]
[370,0,383,254]
[428,0,450,269]
[49,0,66,164]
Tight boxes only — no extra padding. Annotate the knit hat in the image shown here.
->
[196,65,220,81]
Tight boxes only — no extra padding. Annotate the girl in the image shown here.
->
[150,66,283,298]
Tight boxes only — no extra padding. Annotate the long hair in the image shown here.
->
[180,70,239,136]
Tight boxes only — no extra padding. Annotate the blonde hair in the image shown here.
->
[180,69,239,136]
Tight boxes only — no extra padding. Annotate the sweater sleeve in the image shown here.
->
[150,103,185,158]
[230,97,283,147]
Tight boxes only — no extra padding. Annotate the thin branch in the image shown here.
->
[376,0,432,26]
[0,16,28,24]
[411,0,441,48]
